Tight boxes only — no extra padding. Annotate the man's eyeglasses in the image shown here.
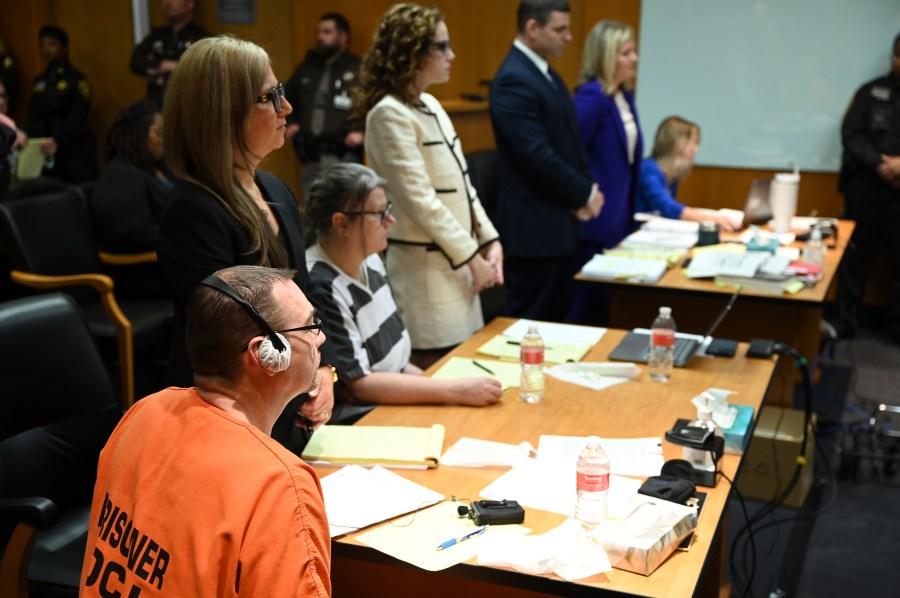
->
[432,40,452,55]
[340,202,393,225]
[276,316,324,337]
[256,81,286,113]
[240,316,324,351]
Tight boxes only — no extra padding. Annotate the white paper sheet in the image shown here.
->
[503,319,606,345]
[479,459,642,518]
[537,435,664,478]
[440,437,535,468]
[320,465,444,537]
[545,362,640,391]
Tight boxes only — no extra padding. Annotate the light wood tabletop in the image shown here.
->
[323,318,777,597]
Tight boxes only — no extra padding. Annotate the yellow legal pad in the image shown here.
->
[476,335,592,364]
[301,424,446,469]
[430,356,521,390]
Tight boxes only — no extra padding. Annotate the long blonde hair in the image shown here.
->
[652,115,701,183]
[163,36,287,267]
[578,20,634,93]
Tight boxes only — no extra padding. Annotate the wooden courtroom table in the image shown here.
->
[322,318,776,597]
[576,220,853,403]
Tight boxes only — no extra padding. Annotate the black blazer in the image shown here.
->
[91,158,169,253]
[489,46,594,258]
[158,171,325,387]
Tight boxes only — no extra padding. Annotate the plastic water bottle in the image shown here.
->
[683,402,722,471]
[574,436,610,528]
[519,325,544,403]
[802,227,825,266]
[648,307,676,382]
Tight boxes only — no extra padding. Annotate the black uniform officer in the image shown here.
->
[284,13,363,205]
[0,35,18,109]
[24,26,97,184]
[829,32,900,341]
[130,0,209,107]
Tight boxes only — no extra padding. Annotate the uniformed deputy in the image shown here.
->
[0,35,18,109]
[24,25,97,184]
[828,32,900,342]
[284,12,364,206]
[130,0,209,108]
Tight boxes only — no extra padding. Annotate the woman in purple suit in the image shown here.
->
[569,20,642,323]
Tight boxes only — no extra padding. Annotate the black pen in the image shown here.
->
[472,360,495,375]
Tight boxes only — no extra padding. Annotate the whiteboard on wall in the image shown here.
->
[636,0,900,173]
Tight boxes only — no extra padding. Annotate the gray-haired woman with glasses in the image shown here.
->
[158,36,336,445]
[305,163,502,408]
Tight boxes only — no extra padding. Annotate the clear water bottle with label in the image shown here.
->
[519,325,544,403]
[574,436,610,528]
[648,307,676,382]
[803,227,825,266]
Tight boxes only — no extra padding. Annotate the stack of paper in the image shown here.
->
[319,465,444,537]
[685,251,769,279]
[580,254,668,283]
[301,424,446,468]
[622,228,698,250]
[638,216,701,234]
[605,246,686,267]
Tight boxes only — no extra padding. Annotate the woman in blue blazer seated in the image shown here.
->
[638,116,736,230]
[570,20,642,323]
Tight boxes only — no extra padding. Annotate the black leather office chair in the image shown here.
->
[465,149,505,321]
[465,149,500,228]
[0,293,121,597]
[0,190,172,409]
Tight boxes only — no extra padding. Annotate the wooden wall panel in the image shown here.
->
[0,1,51,122]
[49,0,146,165]
[679,167,843,218]
[2,1,850,272]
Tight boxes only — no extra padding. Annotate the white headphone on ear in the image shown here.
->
[200,274,292,374]
[257,332,291,373]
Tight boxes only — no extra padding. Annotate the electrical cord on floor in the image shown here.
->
[719,469,757,597]
[728,342,814,598]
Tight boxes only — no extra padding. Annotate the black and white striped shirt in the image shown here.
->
[306,244,411,380]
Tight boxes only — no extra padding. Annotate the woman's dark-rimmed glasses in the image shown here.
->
[432,40,452,55]
[340,201,393,225]
[256,81,286,112]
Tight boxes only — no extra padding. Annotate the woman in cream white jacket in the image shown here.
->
[352,3,502,358]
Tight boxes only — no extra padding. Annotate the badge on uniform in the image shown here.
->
[871,86,891,101]
[78,79,91,100]
[333,94,351,110]
[57,80,68,91]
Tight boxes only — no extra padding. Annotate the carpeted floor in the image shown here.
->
[725,313,900,598]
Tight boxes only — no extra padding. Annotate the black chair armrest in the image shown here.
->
[0,497,60,531]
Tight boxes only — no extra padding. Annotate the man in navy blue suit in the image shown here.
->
[490,0,603,322]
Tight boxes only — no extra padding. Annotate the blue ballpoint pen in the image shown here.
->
[435,525,488,551]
